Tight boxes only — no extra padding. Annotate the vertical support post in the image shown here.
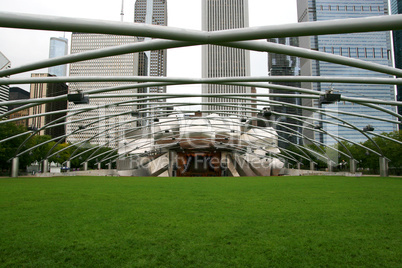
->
[297,162,301,170]
[168,150,178,177]
[43,159,49,174]
[11,157,19,178]
[108,161,112,170]
[310,162,315,171]
[83,162,88,171]
[350,159,357,173]
[66,160,71,172]
[220,151,228,177]
[327,161,333,172]
[379,157,389,177]
[97,162,101,170]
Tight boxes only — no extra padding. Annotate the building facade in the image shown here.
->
[201,0,251,116]
[66,33,139,148]
[391,0,402,127]
[297,0,396,144]
[28,73,68,138]
[268,37,303,147]
[0,51,11,115]
[8,87,30,127]
[134,0,167,96]
[49,37,69,77]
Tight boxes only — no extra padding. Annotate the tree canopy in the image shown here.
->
[284,130,402,175]
[0,122,117,173]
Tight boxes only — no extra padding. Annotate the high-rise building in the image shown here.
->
[134,0,167,97]
[391,0,402,127]
[0,51,11,115]
[268,37,303,147]
[8,87,30,127]
[49,37,69,77]
[201,0,251,116]
[66,33,139,148]
[28,73,68,138]
[297,0,396,144]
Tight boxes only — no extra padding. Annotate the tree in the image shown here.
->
[283,130,401,174]
[0,122,31,172]
[334,131,402,174]
[283,143,327,170]
[0,122,56,173]
[365,131,402,174]
[26,135,53,164]
[48,143,71,164]
[63,143,117,169]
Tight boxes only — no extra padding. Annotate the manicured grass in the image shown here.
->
[0,176,400,267]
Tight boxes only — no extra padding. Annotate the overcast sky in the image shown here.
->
[0,0,298,94]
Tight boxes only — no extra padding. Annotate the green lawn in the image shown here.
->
[0,176,400,267]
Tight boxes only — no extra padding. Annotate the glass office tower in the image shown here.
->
[297,0,396,144]
[134,0,168,123]
[49,37,68,77]
[268,37,303,147]
[134,0,167,95]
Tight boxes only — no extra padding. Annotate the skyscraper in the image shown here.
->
[297,0,396,144]
[391,0,402,127]
[8,87,30,127]
[0,51,11,115]
[28,73,68,138]
[201,0,251,116]
[49,37,68,77]
[66,33,139,148]
[134,0,167,96]
[268,37,303,147]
